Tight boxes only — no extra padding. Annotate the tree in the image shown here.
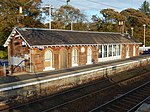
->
[91,8,126,32]
[51,5,88,30]
[121,8,150,45]
[89,8,150,46]
[0,0,45,58]
[139,0,150,17]
[100,9,126,23]
[0,0,44,29]
[89,15,103,31]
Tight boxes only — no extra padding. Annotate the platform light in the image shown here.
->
[143,24,146,49]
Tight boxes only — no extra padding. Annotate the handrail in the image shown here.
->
[12,60,29,73]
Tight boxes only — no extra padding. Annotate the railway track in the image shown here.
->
[90,80,150,112]
[40,72,150,112]
[1,77,112,112]
[2,68,150,112]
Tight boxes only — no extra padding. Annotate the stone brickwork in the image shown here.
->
[8,32,140,73]
[9,33,30,73]
[31,48,44,72]
[9,43,140,73]
[0,57,149,104]
[121,44,139,59]
[92,46,98,64]
[79,46,87,66]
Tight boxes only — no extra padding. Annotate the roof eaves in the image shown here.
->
[3,27,17,47]
[15,28,31,48]
[31,42,142,48]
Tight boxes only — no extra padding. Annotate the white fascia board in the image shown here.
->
[3,27,31,48]
[3,28,17,47]
[31,43,141,48]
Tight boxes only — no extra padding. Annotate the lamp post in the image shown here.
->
[131,27,134,36]
[45,5,53,29]
[19,0,33,14]
[67,0,70,5]
[71,21,73,30]
[143,24,146,50]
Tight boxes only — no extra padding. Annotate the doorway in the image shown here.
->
[60,48,68,69]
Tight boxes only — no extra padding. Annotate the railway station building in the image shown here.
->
[4,27,141,74]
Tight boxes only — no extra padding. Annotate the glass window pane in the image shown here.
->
[109,45,112,57]
[72,48,78,64]
[98,45,102,58]
[87,48,92,63]
[113,45,117,56]
[104,45,107,57]
[119,45,121,55]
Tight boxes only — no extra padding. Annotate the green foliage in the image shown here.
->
[139,0,150,17]
[0,51,7,59]
[0,0,45,47]
[1,0,150,48]
[89,7,150,46]
[51,5,88,30]
[90,15,102,31]
[121,8,150,46]
[90,9,125,32]
[100,9,126,22]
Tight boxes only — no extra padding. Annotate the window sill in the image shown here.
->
[72,63,78,67]
[86,62,93,65]
[43,67,55,71]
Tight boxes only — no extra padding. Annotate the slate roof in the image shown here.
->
[16,27,141,46]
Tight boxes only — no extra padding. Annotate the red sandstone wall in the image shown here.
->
[92,46,98,64]
[31,48,44,72]
[9,32,30,73]
[121,44,140,59]
[8,32,140,73]
[79,46,87,66]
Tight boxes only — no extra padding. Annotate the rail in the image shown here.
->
[0,77,110,111]
[89,80,150,112]
[1,67,150,111]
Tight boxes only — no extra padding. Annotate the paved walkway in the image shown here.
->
[0,54,149,85]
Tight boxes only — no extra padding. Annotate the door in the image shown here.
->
[126,46,129,58]
[60,48,68,68]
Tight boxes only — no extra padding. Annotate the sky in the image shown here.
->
[42,0,150,20]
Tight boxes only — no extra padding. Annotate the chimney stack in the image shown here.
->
[18,6,25,28]
[118,21,125,33]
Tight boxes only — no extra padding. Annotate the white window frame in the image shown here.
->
[108,45,112,57]
[98,45,102,58]
[126,46,130,58]
[72,48,78,67]
[113,45,117,56]
[86,47,92,64]
[103,45,107,58]
[98,44,121,62]
[43,50,55,71]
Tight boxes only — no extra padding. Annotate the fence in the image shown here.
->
[139,46,150,51]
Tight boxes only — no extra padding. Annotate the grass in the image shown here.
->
[0,51,7,59]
